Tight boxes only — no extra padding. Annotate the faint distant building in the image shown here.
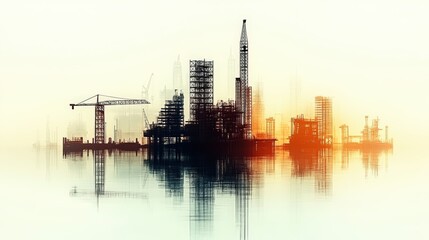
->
[252,83,264,137]
[339,124,349,144]
[173,55,183,91]
[189,60,214,122]
[315,96,333,145]
[67,117,87,139]
[227,50,236,99]
[364,116,381,142]
[362,116,369,142]
[266,117,275,139]
[340,116,392,148]
[115,113,143,142]
[279,117,289,145]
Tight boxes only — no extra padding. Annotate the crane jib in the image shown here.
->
[69,100,150,109]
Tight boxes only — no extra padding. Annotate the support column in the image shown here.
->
[95,105,105,144]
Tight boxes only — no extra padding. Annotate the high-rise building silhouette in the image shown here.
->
[227,50,236,99]
[315,96,333,145]
[236,19,252,139]
[189,60,214,122]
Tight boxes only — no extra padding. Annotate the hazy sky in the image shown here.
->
[1,0,429,147]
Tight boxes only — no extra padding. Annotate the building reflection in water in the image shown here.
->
[341,148,391,177]
[289,149,333,194]
[63,146,390,239]
[146,149,256,240]
[34,144,59,180]
[64,147,265,239]
[65,149,147,209]
[145,149,185,202]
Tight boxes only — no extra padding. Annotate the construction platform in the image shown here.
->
[63,137,143,152]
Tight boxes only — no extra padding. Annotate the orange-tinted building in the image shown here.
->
[289,115,319,147]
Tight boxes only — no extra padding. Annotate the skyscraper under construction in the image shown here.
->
[315,96,333,145]
[236,19,252,139]
[144,20,276,154]
[189,60,214,122]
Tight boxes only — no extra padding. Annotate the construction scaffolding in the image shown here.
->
[189,60,214,122]
[143,20,275,155]
[185,99,244,143]
[144,91,185,147]
[95,105,105,144]
[239,19,252,139]
[156,90,184,130]
[235,77,242,113]
[215,100,243,140]
[315,96,333,146]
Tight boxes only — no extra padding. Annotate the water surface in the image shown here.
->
[1,145,427,240]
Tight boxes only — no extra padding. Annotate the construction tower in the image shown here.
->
[315,96,333,145]
[237,19,252,139]
[189,60,214,123]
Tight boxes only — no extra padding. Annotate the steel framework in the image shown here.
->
[144,91,185,148]
[215,100,242,140]
[315,96,333,145]
[235,77,242,113]
[189,60,214,122]
[239,19,251,139]
[95,105,105,144]
[156,90,184,129]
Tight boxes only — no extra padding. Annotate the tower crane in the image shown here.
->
[70,94,150,144]
[141,73,153,130]
[142,73,153,100]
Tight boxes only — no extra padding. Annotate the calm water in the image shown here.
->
[1,145,428,240]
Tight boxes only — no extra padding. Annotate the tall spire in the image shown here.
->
[239,19,251,138]
[240,19,248,44]
[228,48,236,98]
[173,55,182,91]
